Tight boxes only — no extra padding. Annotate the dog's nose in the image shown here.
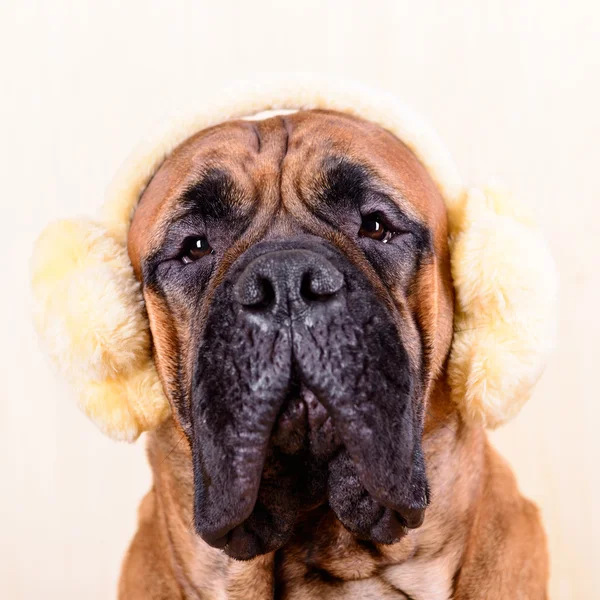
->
[234,249,344,315]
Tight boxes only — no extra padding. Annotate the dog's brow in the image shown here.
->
[313,156,412,218]
[176,168,244,221]
[316,157,372,208]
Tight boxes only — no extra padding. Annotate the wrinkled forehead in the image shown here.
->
[128,109,447,270]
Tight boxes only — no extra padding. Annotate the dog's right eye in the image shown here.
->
[360,212,396,243]
[180,236,213,264]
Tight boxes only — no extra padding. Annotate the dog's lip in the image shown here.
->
[202,385,337,552]
[271,384,341,459]
[200,381,425,551]
[400,506,425,529]
[194,334,428,555]
[207,523,267,560]
[207,533,229,549]
[200,497,257,550]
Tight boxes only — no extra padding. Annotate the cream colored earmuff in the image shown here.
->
[30,78,557,441]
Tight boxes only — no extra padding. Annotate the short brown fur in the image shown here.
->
[122,111,548,599]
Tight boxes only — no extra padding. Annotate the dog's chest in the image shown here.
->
[276,534,453,600]
[276,561,451,600]
[278,575,411,599]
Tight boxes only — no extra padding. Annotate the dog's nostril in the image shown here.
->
[300,271,342,302]
[300,273,319,302]
[300,269,344,302]
[239,276,276,310]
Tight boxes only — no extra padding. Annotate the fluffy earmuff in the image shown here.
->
[447,185,557,428]
[30,78,557,441]
[31,219,169,441]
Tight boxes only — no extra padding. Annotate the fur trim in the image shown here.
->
[30,77,557,439]
[102,76,463,231]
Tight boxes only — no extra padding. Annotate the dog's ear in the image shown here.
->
[30,218,169,441]
[447,184,557,428]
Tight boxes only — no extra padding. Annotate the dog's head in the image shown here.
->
[126,110,453,558]
[31,82,557,561]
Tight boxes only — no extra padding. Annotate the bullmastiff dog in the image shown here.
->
[118,109,549,599]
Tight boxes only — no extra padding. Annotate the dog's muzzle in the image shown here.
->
[191,238,429,560]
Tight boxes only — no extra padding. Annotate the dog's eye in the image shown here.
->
[180,236,213,264]
[359,213,394,243]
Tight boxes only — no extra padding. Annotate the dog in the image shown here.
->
[117,109,548,598]
[31,82,556,599]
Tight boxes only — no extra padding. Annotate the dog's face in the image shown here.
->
[128,110,454,560]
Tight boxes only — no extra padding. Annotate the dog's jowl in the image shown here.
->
[33,87,556,599]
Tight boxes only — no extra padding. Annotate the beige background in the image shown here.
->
[1,1,598,598]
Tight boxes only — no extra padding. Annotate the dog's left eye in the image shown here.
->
[359,213,394,243]
[180,236,213,264]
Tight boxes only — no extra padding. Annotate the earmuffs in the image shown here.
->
[30,78,557,442]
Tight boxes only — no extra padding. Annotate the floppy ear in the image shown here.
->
[447,185,558,428]
[30,219,170,441]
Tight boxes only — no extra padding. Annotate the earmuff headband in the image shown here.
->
[31,77,557,440]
